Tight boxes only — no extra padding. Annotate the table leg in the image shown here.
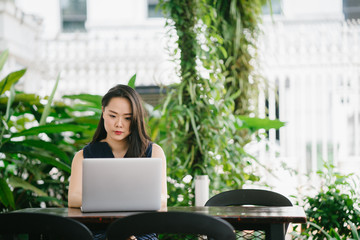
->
[266,223,285,240]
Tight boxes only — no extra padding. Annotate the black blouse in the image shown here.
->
[83,141,153,158]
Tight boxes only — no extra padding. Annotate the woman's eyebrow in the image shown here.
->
[108,110,118,114]
[108,109,132,115]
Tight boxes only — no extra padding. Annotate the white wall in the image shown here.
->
[14,0,61,39]
[14,0,155,37]
[0,1,40,65]
[87,0,148,29]
[283,0,343,19]
[13,0,346,39]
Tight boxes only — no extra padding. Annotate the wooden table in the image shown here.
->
[17,206,306,240]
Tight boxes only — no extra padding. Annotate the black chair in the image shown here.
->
[0,212,93,240]
[205,189,293,239]
[205,189,293,207]
[106,211,237,240]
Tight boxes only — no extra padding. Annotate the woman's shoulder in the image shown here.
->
[75,149,84,157]
[71,149,84,165]
[151,143,163,151]
[151,143,165,158]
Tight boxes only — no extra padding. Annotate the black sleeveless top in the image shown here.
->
[83,141,153,158]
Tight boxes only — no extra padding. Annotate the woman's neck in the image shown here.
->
[103,138,129,158]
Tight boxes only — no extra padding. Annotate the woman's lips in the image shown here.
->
[114,131,123,135]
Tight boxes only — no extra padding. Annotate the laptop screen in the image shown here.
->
[81,157,162,212]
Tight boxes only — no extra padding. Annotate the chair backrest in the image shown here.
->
[205,189,293,207]
[106,211,237,240]
[0,212,93,240]
[205,189,293,238]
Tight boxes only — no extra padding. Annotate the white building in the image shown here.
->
[1,0,360,195]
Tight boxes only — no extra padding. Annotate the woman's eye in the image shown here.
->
[109,115,116,118]
[125,117,132,121]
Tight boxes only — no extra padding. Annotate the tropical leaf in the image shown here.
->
[72,116,101,126]
[237,116,285,130]
[20,139,71,164]
[39,73,60,125]
[0,93,41,105]
[8,176,48,197]
[1,145,71,173]
[0,178,15,209]
[11,123,88,138]
[0,49,9,73]
[66,105,102,114]
[186,108,202,154]
[0,69,26,95]
[4,85,15,122]
[348,221,360,239]
[128,73,136,89]
[19,151,71,173]
[63,94,102,107]
[307,222,333,239]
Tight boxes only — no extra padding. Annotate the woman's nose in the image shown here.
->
[115,118,123,127]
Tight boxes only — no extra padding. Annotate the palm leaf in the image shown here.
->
[237,116,285,130]
[0,178,15,209]
[186,108,202,153]
[0,69,26,95]
[20,139,71,164]
[19,151,71,173]
[4,85,16,122]
[348,221,360,239]
[0,49,9,73]
[128,74,136,89]
[63,94,102,107]
[8,176,48,197]
[11,123,88,138]
[39,73,60,125]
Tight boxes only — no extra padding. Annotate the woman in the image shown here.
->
[68,84,167,239]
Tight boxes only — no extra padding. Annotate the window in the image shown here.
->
[61,0,87,32]
[148,0,163,18]
[343,0,360,20]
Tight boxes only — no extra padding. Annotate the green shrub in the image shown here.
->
[293,164,360,239]
[0,51,100,211]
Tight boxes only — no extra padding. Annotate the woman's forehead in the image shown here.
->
[105,97,132,113]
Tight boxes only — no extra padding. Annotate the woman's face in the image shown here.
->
[102,97,132,143]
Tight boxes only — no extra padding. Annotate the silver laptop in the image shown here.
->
[81,157,162,212]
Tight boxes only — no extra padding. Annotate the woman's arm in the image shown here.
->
[68,150,84,208]
[151,143,167,210]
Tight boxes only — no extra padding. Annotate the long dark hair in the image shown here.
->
[91,84,151,157]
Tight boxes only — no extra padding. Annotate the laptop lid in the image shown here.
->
[81,157,162,212]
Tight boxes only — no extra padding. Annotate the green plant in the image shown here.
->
[200,0,268,147]
[293,164,360,239]
[0,51,101,211]
[202,0,265,115]
[155,0,285,206]
[155,0,284,206]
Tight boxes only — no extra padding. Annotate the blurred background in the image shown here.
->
[2,0,359,194]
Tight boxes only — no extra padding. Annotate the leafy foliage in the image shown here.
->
[0,51,101,211]
[199,0,268,148]
[202,0,265,116]
[292,164,360,239]
[155,0,284,206]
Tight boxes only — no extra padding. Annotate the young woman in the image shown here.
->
[68,84,167,210]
